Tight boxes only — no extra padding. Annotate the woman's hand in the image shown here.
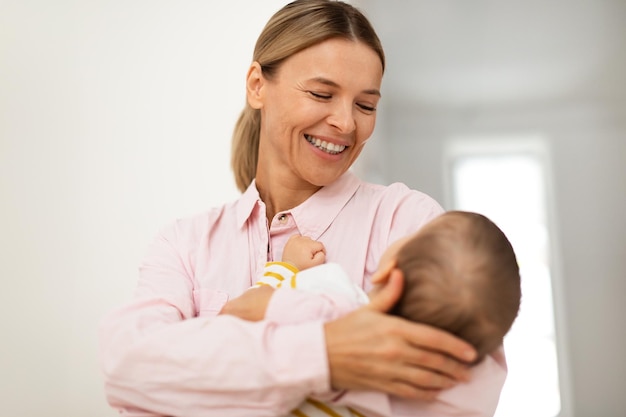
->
[219,286,275,321]
[324,268,477,400]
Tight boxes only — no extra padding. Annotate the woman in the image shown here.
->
[99,1,506,416]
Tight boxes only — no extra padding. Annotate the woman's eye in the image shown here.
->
[357,103,376,112]
[308,91,332,100]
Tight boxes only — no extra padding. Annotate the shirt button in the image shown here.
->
[278,214,287,224]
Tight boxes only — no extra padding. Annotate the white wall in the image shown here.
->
[0,1,285,415]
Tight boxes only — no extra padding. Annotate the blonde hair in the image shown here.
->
[231,0,385,192]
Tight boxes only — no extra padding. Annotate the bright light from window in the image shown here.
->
[448,139,562,417]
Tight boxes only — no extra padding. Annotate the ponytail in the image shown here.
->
[231,104,261,192]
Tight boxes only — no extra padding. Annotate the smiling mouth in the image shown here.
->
[305,134,347,155]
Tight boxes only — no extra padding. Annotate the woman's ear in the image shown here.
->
[246,62,264,109]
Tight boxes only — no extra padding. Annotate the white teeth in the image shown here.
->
[305,135,346,155]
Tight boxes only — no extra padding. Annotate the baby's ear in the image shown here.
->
[371,258,397,284]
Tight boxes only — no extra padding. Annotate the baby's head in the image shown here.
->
[382,211,521,363]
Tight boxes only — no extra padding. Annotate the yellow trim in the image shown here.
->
[263,271,285,281]
[348,407,367,417]
[291,409,310,417]
[266,261,300,274]
[290,274,298,288]
[306,398,345,417]
[265,261,300,274]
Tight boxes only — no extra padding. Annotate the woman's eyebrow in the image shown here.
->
[308,77,381,97]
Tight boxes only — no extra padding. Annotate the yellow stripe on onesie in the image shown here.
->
[287,398,367,417]
[254,261,299,289]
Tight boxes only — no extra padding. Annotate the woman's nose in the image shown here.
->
[327,101,356,133]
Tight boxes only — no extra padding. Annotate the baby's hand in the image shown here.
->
[283,235,326,271]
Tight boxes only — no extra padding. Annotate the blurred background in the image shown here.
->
[1,1,624,416]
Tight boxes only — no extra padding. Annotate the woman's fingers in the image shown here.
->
[401,339,472,383]
[367,319,472,385]
[402,321,477,368]
[324,307,476,398]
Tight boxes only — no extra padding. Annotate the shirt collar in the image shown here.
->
[235,171,362,237]
[235,179,263,229]
[291,170,361,240]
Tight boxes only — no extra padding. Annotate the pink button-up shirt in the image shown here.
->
[98,171,505,416]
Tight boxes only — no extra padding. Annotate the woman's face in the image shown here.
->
[250,38,383,189]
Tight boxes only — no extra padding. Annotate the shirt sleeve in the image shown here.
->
[98,226,330,417]
[265,283,361,325]
[380,347,508,417]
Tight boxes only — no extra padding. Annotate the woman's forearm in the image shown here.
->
[99,298,329,417]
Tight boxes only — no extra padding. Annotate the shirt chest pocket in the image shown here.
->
[192,288,230,317]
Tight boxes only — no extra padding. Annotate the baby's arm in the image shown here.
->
[282,234,326,271]
[223,235,327,320]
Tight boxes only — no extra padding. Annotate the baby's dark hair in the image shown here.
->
[391,211,521,363]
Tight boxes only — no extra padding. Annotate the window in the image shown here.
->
[445,136,571,417]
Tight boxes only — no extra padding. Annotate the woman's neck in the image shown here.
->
[255,177,321,222]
